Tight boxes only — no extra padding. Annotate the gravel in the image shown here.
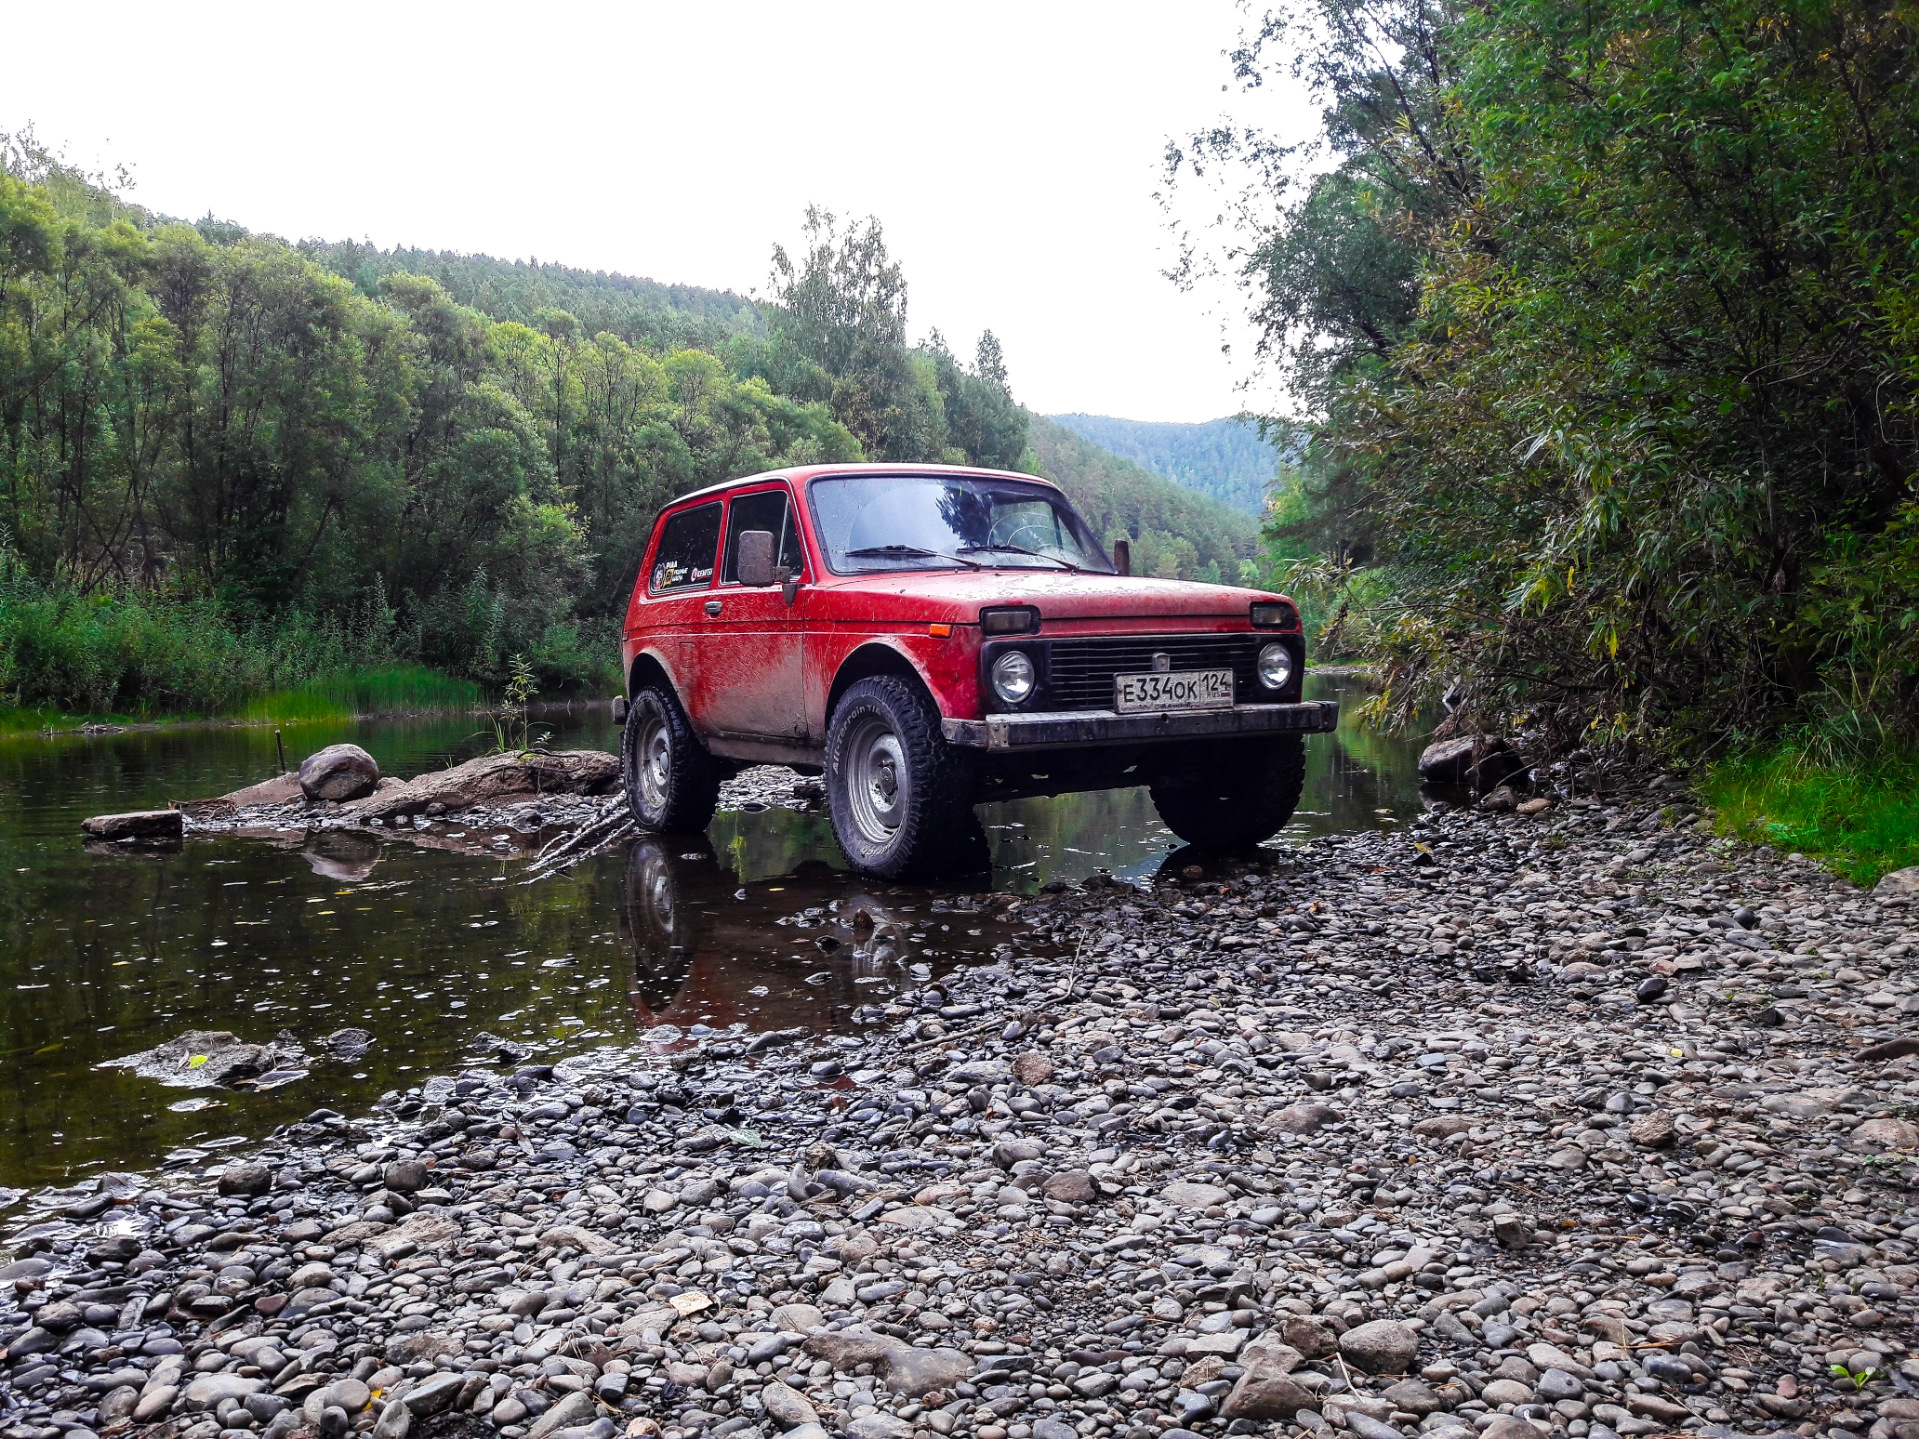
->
[5,785,1918,1439]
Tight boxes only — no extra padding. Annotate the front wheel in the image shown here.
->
[622,684,722,833]
[1150,735,1306,850]
[825,676,976,879]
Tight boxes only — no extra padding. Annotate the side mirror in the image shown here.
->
[737,530,777,587]
[1112,538,1131,577]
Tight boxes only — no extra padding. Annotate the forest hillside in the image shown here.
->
[1046,413,1281,516]
[0,156,1252,717]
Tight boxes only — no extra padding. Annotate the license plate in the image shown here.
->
[1114,668,1235,712]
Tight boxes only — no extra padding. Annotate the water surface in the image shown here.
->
[0,675,1422,1191]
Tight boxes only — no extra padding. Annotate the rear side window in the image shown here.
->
[650,503,722,592]
[722,489,805,583]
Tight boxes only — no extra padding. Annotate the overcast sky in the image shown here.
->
[6,2,1317,423]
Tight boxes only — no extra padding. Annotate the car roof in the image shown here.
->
[661,462,1069,511]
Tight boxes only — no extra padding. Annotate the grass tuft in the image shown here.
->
[239,667,484,724]
[1704,743,1919,887]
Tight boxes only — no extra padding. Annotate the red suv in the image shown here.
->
[619,463,1338,877]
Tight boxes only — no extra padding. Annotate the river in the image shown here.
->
[0,674,1424,1194]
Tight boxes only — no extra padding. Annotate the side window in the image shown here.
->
[649,503,723,592]
[721,489,805,583]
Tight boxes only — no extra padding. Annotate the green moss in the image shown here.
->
[1704,744,1919,887]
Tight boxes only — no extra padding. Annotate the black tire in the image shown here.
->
[825,675,977,879]
[1150,734,1306,850]
[622,683,722,833]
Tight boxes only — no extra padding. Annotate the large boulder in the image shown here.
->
[218,1162,273,1197]
[1271,1313,1337,1359]
[80,809,183,841]
[759,1382,818,1428]
[1043,1170,1095,1203]
[299,744,380,802]
[801,1328,971,1397]
[348,749,618,820]
[1339,1318,1419,1375]
[1160,1180,1232,1210]
[184,1374,264,1408]
[1858,1036,1919,1062]
[403,1373,475,1421]
[1875,865,1919,899]
[1263,1103,1340,1136]
[1220,1334,1315,1420]
[1418,736,1525,788]
[1851,1117,1919,1152]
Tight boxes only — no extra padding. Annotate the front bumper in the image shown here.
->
[941,699,1340,752]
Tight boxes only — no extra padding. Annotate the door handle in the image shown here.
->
[704,600,722,617]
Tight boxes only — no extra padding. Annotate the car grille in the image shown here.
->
[1042,633,1283,710]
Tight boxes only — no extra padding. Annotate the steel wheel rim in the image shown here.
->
[844,713,906,847]
[637,710,671,812]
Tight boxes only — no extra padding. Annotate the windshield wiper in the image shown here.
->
[960,543,1080,572]
[843,545,981,570]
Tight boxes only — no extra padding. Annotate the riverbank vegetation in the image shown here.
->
[0,147,1253,720]
[1704,743,1919,887]
[1178,0,1919,870]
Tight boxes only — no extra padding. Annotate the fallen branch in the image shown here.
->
[522,800,638,880]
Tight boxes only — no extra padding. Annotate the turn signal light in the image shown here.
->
[1250,601,1297,629]
[980,606,1040,635]
[928,623,952,638]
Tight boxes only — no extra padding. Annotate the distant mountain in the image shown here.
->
[1026,416,1259,585]
[1045,413,1282,516]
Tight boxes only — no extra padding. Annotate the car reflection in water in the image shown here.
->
[620,835,1020,1038]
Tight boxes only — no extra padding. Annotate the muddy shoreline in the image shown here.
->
[6,790,1918,1439]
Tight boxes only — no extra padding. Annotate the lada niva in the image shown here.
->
[618,463,1338,877]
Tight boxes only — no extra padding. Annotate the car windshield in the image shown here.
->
[807,474,1114,574]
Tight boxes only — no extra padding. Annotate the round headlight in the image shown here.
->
[991,650,1036,705]
[1257,641,1294,691]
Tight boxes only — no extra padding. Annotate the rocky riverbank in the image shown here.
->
[85,749,822,873]
[9,783,1919,1439]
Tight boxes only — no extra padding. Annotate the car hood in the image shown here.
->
[815,568,1288,623]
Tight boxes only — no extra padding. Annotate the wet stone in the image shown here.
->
[298,743,381,802]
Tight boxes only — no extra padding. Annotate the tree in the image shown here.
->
[1181,0,1919,747]
[762,207,946,462]
[928,329,1029,471]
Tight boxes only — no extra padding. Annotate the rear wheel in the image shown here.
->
[622,683,722,833]
[1150,735,1306,850]
[825,676,977,879]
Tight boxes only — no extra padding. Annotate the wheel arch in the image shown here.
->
[628,649,678,701]
[825,641,939,729]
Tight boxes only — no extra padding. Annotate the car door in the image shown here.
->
[639,499,724,718]
[701,484,810,742]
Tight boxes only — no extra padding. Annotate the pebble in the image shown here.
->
[5,773,1919,1439]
